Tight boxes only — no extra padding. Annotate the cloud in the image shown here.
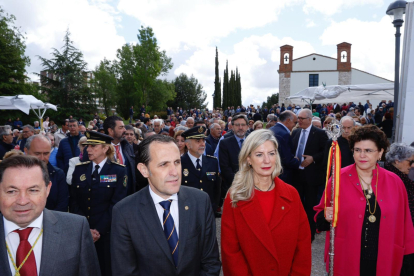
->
[303,0,383,16]
[2,0,126,80]
[320,16,397,81]
[117,0,302,52]
[175,34,315,108]
[306,19,316,28]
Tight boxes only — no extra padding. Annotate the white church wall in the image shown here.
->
[290,71,338,96]
[292,55,337,71]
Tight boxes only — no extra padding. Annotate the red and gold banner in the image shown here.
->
[324,140,342,227]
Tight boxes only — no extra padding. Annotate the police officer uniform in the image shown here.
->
[181,126,221,217]
[70,131,127,276]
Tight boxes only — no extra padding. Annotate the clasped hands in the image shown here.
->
[90,229,100,242]
[300,155,313,167]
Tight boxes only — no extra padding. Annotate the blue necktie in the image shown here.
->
[196,158,201,170]
[296,129,307,161]
[159,200,179,267]
[239,139,244,149]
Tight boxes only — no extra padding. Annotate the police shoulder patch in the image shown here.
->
[111,161,126,167]
[206,155,217,159]
[76,161,91,166]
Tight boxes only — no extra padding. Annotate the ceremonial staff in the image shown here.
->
[324,120,342,276]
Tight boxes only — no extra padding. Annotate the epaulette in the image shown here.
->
[206,155,217,159]
[111,161,126,167]
[76,161,91,166]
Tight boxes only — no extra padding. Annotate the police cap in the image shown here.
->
[181,126,206,139]
[82,130,113,145]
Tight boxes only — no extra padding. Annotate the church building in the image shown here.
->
[278,42,393,104]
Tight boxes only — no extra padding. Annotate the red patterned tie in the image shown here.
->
[114,145,124,165]
[14,227,37,276]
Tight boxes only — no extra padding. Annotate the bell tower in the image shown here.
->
[337,42,352,85]
[279,45,293,104]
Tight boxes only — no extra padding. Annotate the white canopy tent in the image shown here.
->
[0,95,57,128]
[287,83,394,105]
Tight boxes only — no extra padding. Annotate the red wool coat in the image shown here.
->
[221,177,311,276]
[314,164,414,276]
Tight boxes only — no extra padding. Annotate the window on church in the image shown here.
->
[309,74,319,87]
[283,53,289,64]
[341,51,347,62]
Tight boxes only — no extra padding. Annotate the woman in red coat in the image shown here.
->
[221,129,311,276]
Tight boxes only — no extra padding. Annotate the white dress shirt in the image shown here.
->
[91,157,107,174]
[4,212,44,275]
[295,124,312,169]
[187,152,203,169]
[112,142,125,164]
[149,186,179,237]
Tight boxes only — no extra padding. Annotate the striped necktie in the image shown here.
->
[159,200,179,267]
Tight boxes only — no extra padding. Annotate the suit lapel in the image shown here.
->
[239,197,279,263]
[0,215,12,276]
[177,188,190,267]
[199,155,209,178]
[139,188,175,266]
[269,179,292,231]
[39,209,60,276]
[304,126,315,154]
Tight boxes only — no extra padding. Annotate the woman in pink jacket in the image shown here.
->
[315,125,414,276]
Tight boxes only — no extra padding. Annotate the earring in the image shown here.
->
[249,164,252,168]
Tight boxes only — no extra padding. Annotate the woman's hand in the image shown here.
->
[325,207,333,223]
[90,229,101,242]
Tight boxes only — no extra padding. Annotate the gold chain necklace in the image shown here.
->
[5,228,43,276]
[358,176,373,198]
[357,167,378,223]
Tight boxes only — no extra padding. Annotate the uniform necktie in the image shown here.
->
[14,227,37,276]
[114,145,124,165]
[93,165,100,181]
[159,200,179,267]
[196,158,201,170]
[239,139,244,149]
[296,129,307,161]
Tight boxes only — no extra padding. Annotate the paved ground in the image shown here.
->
[215,218,327,276]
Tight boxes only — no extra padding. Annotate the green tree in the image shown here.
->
[92,58,117,117]
[0,7,30,96]
[214,47,221,109]
[222,61,229,109]
[113,44,140,119]
[134,26,173,107]
[262,93,279,109]
[170,73,207,110]
[37,29,95,121]
[148,79,175,112]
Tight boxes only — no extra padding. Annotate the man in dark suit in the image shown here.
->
[292,108,328,241]
[181,126,221,217]
[25,135,69,212]
[269,111,300,185]
[205,123,221,152]
[218,113,249,202]
[333,103,341,114]
[0,155,100,276]
[111,135,221,275]
[104,116,137,195]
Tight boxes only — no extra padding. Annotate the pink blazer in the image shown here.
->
[314,164,414,276]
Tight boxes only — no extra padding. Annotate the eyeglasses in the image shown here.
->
[352,148,378,155]
[408,160,414,166]
[297,117,310,121]
[234,124,247,127]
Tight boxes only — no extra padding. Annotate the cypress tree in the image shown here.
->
[214,47,221,109]
[222,60,229,109]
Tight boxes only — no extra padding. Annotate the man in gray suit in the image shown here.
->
[111,135,221,276]
[0,155,100,276]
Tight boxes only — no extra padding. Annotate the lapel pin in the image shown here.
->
[185,206,189,210]
[281,206,285,210]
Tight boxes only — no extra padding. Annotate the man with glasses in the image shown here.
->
[270,111,300,185]
[18,125,34,152]
[292,109,328,242]
[219,114,249,205]
[0,126,14,160]
[56,119,84,174]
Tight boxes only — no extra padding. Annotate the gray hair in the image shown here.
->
[0,126,11,140]
[209,123,220,130]
[153,119,164,125]
[34,121,39,125]
[25,135,51,151]
[278,110,295,123]
[340,116,355,126]
[385,143,414,164]
[299,108,312,118]
[267,114,275,121]
[23,125,34,132]
[174,126,188,133]
[186,117,194,123]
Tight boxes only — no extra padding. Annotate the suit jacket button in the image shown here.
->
[201,188,203,191]
[88,198,90,201]
[89,189,91,191]
[185,181,187,183]
[88,207,90,210]
[77,185,79,188]
[200,180,202,183]
[87,216,90,219]
[107,185,110,188]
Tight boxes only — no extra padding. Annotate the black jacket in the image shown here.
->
[0,140,15,160]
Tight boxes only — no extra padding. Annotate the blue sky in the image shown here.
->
[1,0,402,109]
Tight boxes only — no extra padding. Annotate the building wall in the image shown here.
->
[279,72,291,104]
[292,55,337,71]
[350,69,392,85]
[290,71,338,96]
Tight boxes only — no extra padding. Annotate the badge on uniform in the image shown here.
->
[183,169,189,177]
[100,175,117,182]
[80,174,86,181]
[123,175,128,187]
[206,172,216,176]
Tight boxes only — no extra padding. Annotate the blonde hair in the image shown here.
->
[229,129,282,207]
[105,144,115,162]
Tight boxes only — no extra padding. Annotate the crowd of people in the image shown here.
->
[0,99,413,276]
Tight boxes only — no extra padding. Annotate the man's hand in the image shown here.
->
[90,229,100,242]
[325,207,333,222]
[301,155,314,167]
